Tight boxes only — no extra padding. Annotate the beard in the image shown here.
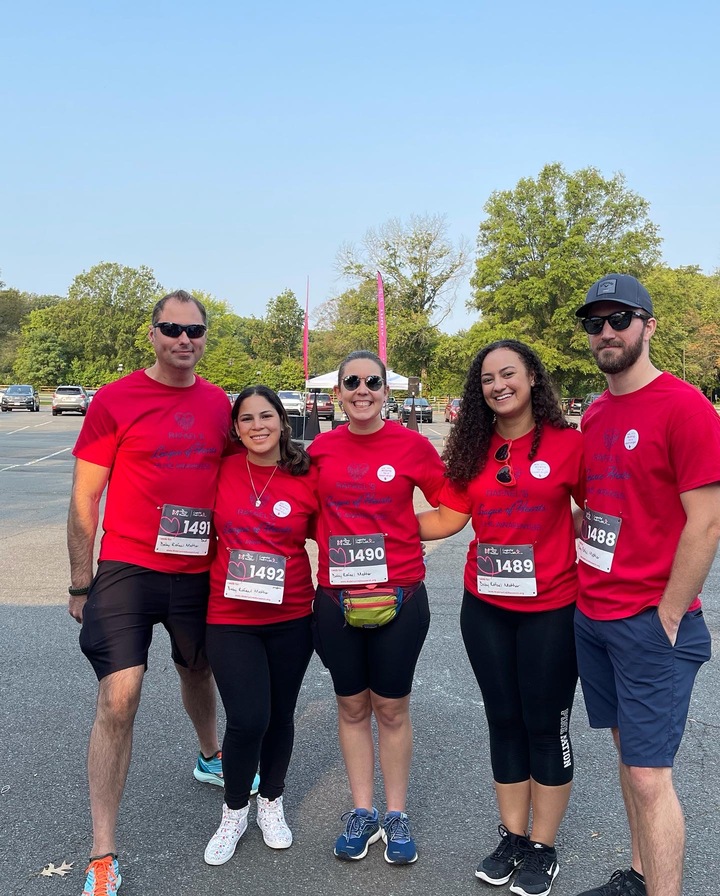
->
[592,327,646,374]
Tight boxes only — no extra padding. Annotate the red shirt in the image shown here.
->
[207,454,318,625]
[73,369,231,573]
[578,373,720,620]
[309,421,445,587]
[441,426,585,612]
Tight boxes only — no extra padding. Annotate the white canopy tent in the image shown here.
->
[305,369,410,391]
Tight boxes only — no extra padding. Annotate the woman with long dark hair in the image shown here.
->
[418,340,584,896]
[310,350,445,866]
[202,386,317,866]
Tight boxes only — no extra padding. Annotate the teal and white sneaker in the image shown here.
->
[334,807,382,860]
[193,750,223,786]
[82,854,121,895]
[382,811,418,864]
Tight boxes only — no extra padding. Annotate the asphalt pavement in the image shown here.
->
[1,408,718,895]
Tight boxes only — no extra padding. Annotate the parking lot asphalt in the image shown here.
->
[1,409,718,896]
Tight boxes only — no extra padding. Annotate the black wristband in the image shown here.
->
[68,585,91,596]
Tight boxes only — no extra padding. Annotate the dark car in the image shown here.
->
[1,384,40,412]
[384,395,398,416]
[444,398,462,423]
[581,392,603,414]
[401,397,433,423]
[52,385,89,416]
[306,392,335,420]
[566,398,582,415]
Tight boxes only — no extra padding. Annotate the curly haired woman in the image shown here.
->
[418,340,585,896]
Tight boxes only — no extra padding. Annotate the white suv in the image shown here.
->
[52,385,89,416]
[278,391,305,416]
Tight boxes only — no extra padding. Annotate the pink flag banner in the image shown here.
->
[303,276,310,381]
[377,271,387,364]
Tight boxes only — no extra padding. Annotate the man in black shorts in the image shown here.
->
[67,291,233,896]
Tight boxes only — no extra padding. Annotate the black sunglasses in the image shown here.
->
[494,441,516,486]
[581,310,649,335]
[341,374,385,391]
[153,322,208,339]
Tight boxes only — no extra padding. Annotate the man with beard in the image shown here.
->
[572,274,720,896]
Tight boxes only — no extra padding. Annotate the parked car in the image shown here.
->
[1,384,40,412]
[278,390,305,416]
[306,392,334,420]
[401,397,433,423]
[444,398,462,423]
[384,395,399,416]
[581,392,603,414]
[86,389,98,403]
[52,385,89,416]
[566,397,582,415]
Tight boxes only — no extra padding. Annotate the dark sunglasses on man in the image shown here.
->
[580,310,650,335]
[153,322,208,339]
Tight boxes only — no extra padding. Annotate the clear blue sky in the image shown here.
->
[1,0,718,333]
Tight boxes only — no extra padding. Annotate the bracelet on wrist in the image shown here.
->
[68,585,91,596]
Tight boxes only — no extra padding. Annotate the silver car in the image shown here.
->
[278,391,305,416]
[52,385,89,416]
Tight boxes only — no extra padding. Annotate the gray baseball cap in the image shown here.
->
[576,274,654,318]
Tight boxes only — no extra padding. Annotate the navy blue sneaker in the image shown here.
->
[381,811,418,864]
[334,808,381,860]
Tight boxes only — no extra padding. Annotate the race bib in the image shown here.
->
[577,507,622,573]
[224,549,286,604]
[476,543,537,597]
[328,533,388,585]
[154,504,212,555]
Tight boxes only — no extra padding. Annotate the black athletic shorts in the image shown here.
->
[79,560,210,681]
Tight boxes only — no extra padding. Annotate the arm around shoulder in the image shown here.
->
[417,504,471,540]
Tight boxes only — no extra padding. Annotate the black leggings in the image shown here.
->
[205,616,313,809]
[460,591,578,786]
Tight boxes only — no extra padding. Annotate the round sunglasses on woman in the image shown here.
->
[309,350,445,865]
[203,386,318,866]
[418,340,585,896]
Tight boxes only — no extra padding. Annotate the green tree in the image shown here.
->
[471,163,662,392]
[254,290,304,366]
[14,262,164,385]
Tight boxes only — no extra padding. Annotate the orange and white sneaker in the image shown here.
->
[82,854,121,895]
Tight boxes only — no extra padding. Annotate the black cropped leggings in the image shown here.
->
[460,591,578,786]
[205,615,313,809]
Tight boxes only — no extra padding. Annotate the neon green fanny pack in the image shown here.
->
[340,587,404,628]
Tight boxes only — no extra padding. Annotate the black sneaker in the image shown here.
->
[510,841,559,896]
[476,825,526,885]
[575,869,646,896]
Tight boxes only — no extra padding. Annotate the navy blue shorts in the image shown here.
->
[575,606,711,767]
[311,583,430,698]
[79,560,211,681]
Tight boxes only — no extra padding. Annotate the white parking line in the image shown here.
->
[34,421,52,428]
[0,446,72,473]
[7,426,30,435]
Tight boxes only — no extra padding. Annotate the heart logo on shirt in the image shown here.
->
[174,412,194,430]
[347,463,369,480]
[227,560,248,580]
[159,516,180,534]
[329,547,350,566]
[477,554,498,577]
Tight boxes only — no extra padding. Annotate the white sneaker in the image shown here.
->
[256,795,293,849]
[204,802,249,865]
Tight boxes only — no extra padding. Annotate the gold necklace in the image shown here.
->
[246,456,279,507]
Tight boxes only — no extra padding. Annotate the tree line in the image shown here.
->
[2,163,719,397]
